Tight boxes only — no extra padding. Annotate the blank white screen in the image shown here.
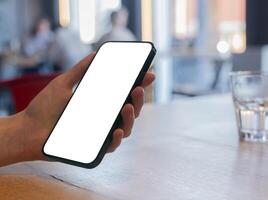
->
[44,42,152,164]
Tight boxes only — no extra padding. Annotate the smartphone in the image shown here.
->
[43,41,156,168]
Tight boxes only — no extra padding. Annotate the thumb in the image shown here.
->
[64,52,96,88]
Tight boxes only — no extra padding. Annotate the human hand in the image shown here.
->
[20,53,155,161]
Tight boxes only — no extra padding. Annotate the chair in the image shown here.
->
[0,73,60,114]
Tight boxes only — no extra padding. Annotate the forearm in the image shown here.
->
[0,112,28,167]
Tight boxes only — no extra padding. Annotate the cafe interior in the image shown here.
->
[0,0,250,111]
[1,0,268,199]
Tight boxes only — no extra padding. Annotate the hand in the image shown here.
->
[21,53,155,161]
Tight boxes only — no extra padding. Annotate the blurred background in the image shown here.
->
[0,0,267,115]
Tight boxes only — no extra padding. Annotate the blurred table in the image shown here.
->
[1,94,268,200]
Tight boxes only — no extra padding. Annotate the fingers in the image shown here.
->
[121,104,135,138]
[141,72,155,88]
[107,104,134,153]
[64,52,96,88]
[131,87,144,117]
[106,73,155,153]
[130,72,155,117]
[107,129,124,153]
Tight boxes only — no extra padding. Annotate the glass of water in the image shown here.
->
[230,71,268,142]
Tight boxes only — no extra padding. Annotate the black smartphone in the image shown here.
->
[43,41,156,168]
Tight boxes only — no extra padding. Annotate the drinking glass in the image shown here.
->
[230,71,268,142]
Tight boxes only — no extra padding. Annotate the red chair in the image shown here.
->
[0,73,60,114]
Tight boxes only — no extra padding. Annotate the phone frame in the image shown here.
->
[42,41,156,168]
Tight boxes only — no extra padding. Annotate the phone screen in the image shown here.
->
[43,42,154,164]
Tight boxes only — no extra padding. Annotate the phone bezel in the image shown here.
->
[42,41,156,168]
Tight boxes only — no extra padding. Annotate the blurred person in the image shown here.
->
[52,27,92,71]
[95,7,136,50]
[17,18,56,74]
[0,42,19,80]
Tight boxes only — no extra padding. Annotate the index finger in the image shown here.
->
[140,72,155,88]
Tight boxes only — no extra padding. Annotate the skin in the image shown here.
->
[0,52,155,167]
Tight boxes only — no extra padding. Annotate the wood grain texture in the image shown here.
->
[0,175,109,200]
[1,94,268,200]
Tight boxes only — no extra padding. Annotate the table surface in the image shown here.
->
[1,94,268,200]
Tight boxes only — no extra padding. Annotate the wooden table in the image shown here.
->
[1,94,268,200]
